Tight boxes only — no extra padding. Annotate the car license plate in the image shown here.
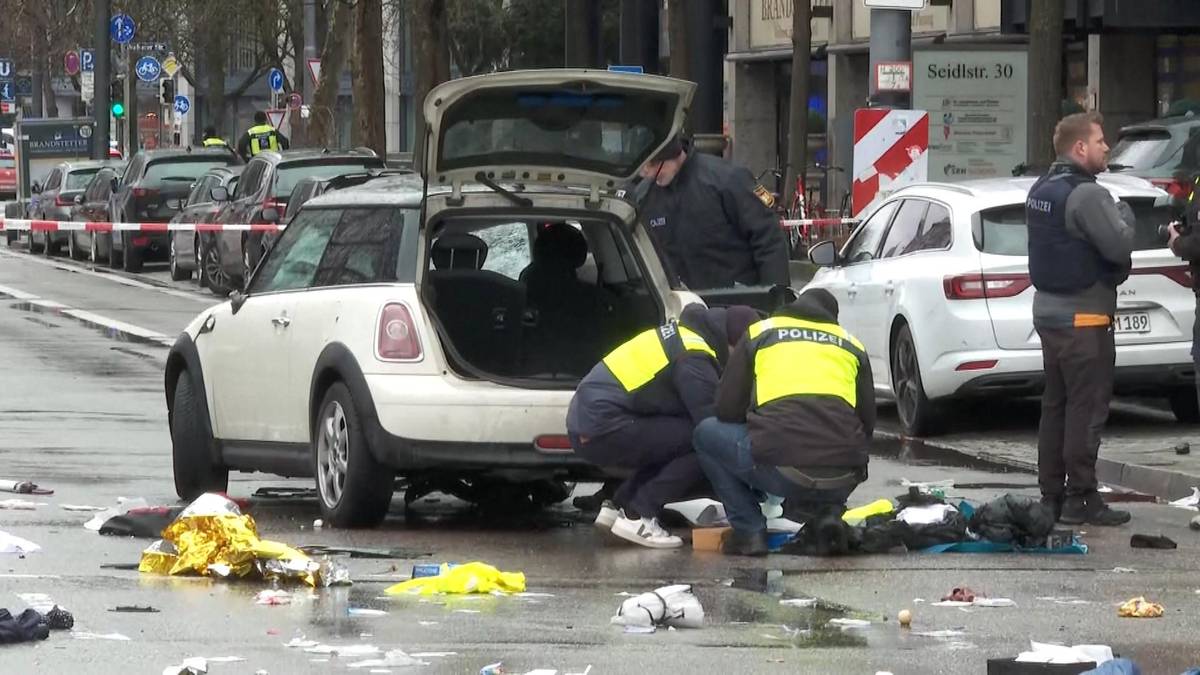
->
[1114,312,1151,334]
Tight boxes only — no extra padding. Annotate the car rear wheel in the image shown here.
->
[171,372,228,500]
[202,240,232,296]
[122,233,144,272]
[107,234,122,268]
[891,322,942,437]
[314,382,395,528]
[30,232,45,254]
[1168,386,1200,424]
[43,234,57,257]
[169,237,190,281]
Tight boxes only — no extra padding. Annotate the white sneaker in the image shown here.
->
[610,515,683,549]
[594,500,620,530]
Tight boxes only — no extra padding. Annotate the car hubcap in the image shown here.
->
[316,401,349,508]
[894,337,921,427]
[90,236,97,263]
[170,239,177,274]
[205,245,228,289]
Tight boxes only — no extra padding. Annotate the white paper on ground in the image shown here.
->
[0,499,44,510]
[347,649,428,668]
[972,598,1016,608]
[912,629,967,638]
[780,598,818,608]
[1168,487,1200,511]
[60,504,109,512]
[662,498,727,527]
[828,618,871,629]
[410,652,457,658]
[72,631,133,640]
[284,638,319,648]
[347,608,388,617]
[1036,597,1091,605]
[84,497,149,531]
[304,644,381,656]
[523,670,558,675]
[1015,641,1113,665]
[0,531,41,554]
[896,504,958,526]
[901,478,955,489]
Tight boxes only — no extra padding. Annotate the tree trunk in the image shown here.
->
[289,0,308,146]
[564,0,599,68]
[311,0,355,149]
[201,20,229,135]
[352,0,387,156]
[667,0,688,80]
[785,0,812,206]
[411,0,450,172]
[1027,0,1064,169]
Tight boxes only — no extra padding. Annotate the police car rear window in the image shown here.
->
[978,199,1171,256]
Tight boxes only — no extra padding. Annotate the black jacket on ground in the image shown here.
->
[567,305,734,439]
[716,296,875,469]
[639,151,790,290]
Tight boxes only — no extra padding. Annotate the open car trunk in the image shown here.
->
[422,211,663,387]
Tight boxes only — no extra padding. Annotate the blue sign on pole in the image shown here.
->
[268,68,284,93]
[0,81,13,104]
[135,56,161,82]
[173,95,190,115]
[110,14,136,44]
[81,49,95,73]
[0,59,12,79]
[608,65,644,74]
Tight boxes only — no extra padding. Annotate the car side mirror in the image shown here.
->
[73,194,84,205]
[808,240,840,267]
[165,198,182,210]
[31,183,41,194]
[230,290,248,314]
[261,206,280,223]
[211,186,229,202]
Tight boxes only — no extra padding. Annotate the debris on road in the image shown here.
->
[1129,534,1176,549]
[302,643,382,656]
[0,479,52,495]
[910,629,965,638]
[1111,567,1138,574]
[71,631,132,641]
[0,608,49,644]
[1175,442,1191,455]
[611,584,704,630]
[691,526,730,552]
[898,609,912,627]
[109,605,160,613]
[0,499,44,510]
[347,608,388,617]
[300,544,431,560]
[161,656,208,675]
[1011,640,1112,665]
[1036,596,1092,605]
[941,587,979,603]
[480,663,505,675]
[1191,515,1200,531]
[827,618,871,630]
[138,493,319,586]
[663,498,728,527]
[1117,597,1163,618]
[779,598,818,608]
[347,649,427,668]
[1169,488,1200,511]
[317,558,352,587]
[255,590,292,606]
[99,563,141,571]
[385,562,526,596]
[842,499,894,525]
[0,530,41,555]
[99,506,185,538]
[59,504,109,512]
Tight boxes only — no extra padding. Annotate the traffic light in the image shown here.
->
[110,80,125,119]
[159,78,175,105]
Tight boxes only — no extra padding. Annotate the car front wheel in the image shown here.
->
[171,372,228,500]
[891,322,942,436]
[314,382,395,528]
[169,237,190,281]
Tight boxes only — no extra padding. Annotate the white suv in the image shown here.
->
[805,175,1193,436]
[164,70,715,526]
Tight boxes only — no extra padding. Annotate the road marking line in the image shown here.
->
[0,247,213,303]
[0,282,174,348]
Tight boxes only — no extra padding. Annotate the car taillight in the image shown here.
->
[1150,178,1192,202]
[133,187,158,198]
[1129,265,1192,288]
[55,194,72,206]
[377,303,421,360]
[534,435,574,453]
[943,273,1032,300]
[955,360,998,371]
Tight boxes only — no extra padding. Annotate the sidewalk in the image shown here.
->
[877,399,1200,502]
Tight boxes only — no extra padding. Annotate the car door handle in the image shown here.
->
[271,316,291,328]
[846,283,858,299]
[884,281,895,296]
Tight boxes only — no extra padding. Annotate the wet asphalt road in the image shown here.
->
[2,243,1200,674]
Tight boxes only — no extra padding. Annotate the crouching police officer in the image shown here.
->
[693,289,874,557]
[567,304,760,549]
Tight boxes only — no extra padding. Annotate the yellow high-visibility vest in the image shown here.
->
[603,321,717,392]
[246,124,279,155]
[202,137,226,147]
[746,316,865,408]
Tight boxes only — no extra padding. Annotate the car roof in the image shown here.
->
[1119,115,1200,134]
[303,173,427,208]
[139,148,238,159]
[253,149,382,164]
[60,159,125,171]
[887,173,1165,213]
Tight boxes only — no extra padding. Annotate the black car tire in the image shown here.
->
[313,382,395,528]
[202,240,232,296]
[1168,386,1200,424]
[122,232,144,272]
[43,234,57,257]
[171,372,228,500]
[891,322,943,437]
[169,238,190,281]
[107,234,122,269]
[29,232,45,254]
[68,234,86,261]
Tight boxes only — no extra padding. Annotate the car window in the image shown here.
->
[144,159,233,186]
[842,200,899,264]
[44,169,62,190]
[908,203,953,253]
[1109,130,1173,171]
[311,208,409,287]
[880,199,928,259]
[977,198,1171,256]
[188,176,214,205]
[236,162,264,199]
[65,169,99,191]
[121,157,143,186]
[274,161,382,200]
[474,222,532,279]
[250,208,341,293]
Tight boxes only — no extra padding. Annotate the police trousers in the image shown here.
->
[1036,324,1115,498]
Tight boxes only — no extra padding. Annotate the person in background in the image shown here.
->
[1026,111,1134,527]
[693,289,873,557]
[567,304,760,549]
[201,127,228,148]
[636,136,790,290]
[236,111,289,161]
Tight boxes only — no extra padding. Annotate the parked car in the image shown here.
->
[166,70,699,526]
[1108,115,1200,202]
[205,149,386,294]
[0,151,15,200]
[28,160,125,256]
[168,166,244,283]
[105,147,242,272]
[67,165,124,262]
[805,175,1192,437]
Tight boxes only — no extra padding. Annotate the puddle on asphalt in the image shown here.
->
[871,436,1032,475]
[5,299,165,347]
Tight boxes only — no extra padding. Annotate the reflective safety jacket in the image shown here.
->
[246,124,279,155]
[202,137,227,147]
[717,313,874,469]
[567,310,725,439]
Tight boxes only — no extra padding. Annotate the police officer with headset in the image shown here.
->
[236,111,289,161]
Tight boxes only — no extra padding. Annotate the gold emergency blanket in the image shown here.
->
[1117,596,1164,618]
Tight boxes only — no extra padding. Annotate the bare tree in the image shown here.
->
[785,0,812,205]
[1027,1,1064,168]
[410,0,451,168]
[310,0,355,148]
[352,0,387,155]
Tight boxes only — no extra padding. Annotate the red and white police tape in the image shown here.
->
[779,218,857,230]
[0,218,284,233]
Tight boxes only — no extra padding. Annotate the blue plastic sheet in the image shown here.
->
[1081,659,1141,675]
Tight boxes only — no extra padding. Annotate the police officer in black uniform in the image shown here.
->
[1167,175,1200,417]
[637,137,790,290]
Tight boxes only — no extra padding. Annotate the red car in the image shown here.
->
[0,152,15,200]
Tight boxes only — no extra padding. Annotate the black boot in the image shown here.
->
[1040,495,1063,523]
[813,515,851,556]
[722,529,769,557]
[1060,493,1130,526]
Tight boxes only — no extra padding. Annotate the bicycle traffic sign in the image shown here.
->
[136,56,162,82]
[110,14,136,45]
[174,95,190,115]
